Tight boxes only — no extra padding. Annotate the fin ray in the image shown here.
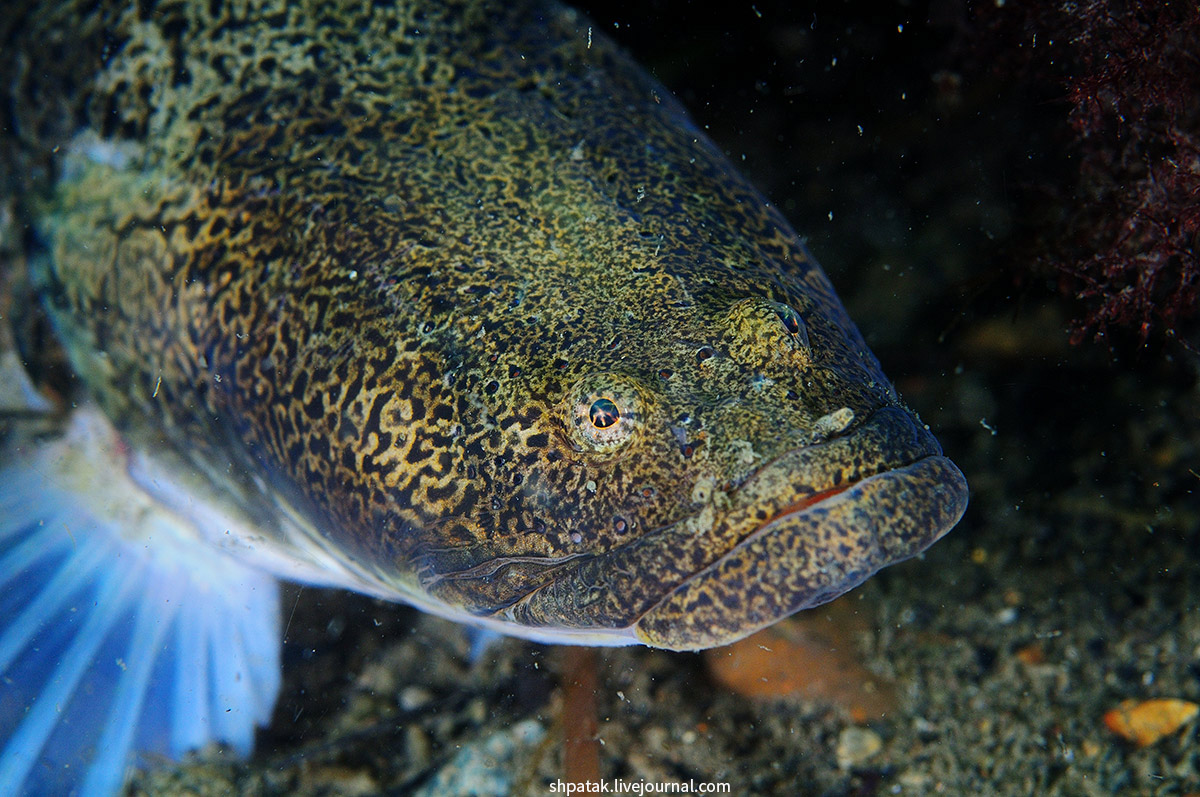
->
[0,410,283,796]
[80,572,179,796]
[0,554,143,791]
[0,530,106,672]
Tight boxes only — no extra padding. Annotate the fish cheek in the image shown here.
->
[538,375,705,553]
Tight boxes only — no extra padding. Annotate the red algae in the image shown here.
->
[973,0,1200,346]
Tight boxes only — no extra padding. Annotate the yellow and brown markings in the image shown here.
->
[4,0,964,645]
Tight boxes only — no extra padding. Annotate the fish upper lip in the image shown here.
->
[687,404,944,551]
[670,413,939,591]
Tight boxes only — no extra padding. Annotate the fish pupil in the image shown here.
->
[589,398,620,428]
[776,305,801,335]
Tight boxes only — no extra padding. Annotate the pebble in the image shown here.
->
[836,726,883,769]
[413,719,545,797]
[399,685,434,711]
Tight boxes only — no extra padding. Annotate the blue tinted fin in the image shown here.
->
[466,627,505,663]
[0,421,282,796]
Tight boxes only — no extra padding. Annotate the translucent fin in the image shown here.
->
[467,627,505,663]
[0,410,282,796]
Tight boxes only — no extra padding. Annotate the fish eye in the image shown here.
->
[589,398,620,429]
[567,374,644,455]
[772,302,810,348]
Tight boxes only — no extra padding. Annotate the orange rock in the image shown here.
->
[703,597,895,722]
[1102,698,1199,747]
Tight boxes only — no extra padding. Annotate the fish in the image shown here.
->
[0,0,968,793]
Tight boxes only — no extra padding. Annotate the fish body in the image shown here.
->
[0,0,967,792]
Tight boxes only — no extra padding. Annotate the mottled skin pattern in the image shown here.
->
[2,0,967,649]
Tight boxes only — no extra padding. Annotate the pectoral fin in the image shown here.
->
[0,419,281,796]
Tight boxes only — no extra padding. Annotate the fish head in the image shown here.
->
[412,254,967,651]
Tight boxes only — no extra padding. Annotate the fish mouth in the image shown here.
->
[628,406,968,650]
[431,406,967,650]
[631,426,967,650]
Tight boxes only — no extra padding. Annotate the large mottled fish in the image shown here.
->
[0,0,968,793]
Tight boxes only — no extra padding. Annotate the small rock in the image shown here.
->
[1014,643,1045,665]
[836,726,883,769]
[413,719,545,797]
